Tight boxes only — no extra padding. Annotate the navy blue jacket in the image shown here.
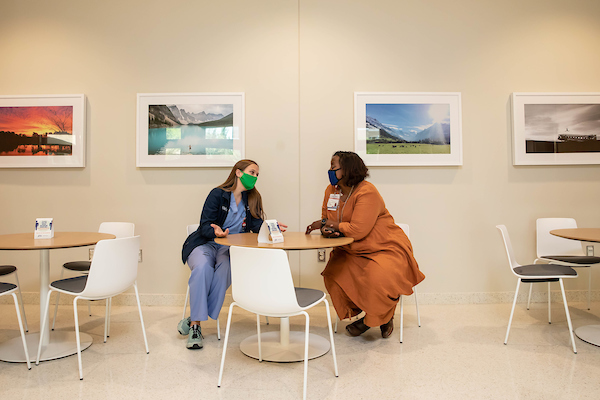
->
[181,187,263,263]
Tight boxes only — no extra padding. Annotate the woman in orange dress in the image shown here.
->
[306,151,425,338]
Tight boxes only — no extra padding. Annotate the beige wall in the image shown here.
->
[1,0,600,301]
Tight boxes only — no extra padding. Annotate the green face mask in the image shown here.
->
[239,171,257,190]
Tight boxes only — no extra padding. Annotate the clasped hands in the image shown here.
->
[305,219,342,238]
[210,223,288,238]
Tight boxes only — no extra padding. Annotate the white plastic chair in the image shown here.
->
[0,265,28,332]
[218,246,338,400]
[497,225,578,354]
[333,223,421,343]
[534,218,600,311]
[37,236,149,380]
[0,281,31,370]
[52,222,135,335]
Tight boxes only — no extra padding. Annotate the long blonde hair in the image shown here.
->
[218,159,265,220]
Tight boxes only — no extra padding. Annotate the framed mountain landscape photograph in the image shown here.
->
[136,93,244,167]
[354,92,462,166]
[0,94,85,168]
[512,92,600,165]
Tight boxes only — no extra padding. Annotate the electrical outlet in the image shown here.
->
[138,249,143,262]
[587,245,594,257]
[89,248,94,260]
[318,249,326,262]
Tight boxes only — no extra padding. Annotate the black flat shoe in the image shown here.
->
[380,317,394,339]
[346,317,370,337]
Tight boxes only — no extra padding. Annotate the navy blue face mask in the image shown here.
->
[328,169,340,186]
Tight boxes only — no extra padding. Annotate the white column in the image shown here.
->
[39,249,50,346]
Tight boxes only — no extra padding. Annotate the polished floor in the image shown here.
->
[1,300,600,399]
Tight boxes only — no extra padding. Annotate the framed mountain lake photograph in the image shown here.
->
[136,93,244,167]
[512,92,600,165]
[0,94,85,168]
[354,92,462,166]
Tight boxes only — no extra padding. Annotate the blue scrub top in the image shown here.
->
[222,192,245,234]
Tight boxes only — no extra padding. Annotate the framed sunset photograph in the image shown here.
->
[0,94,85,168]
[512,92,600,165]
[136,93,244,167]
[354,92,462,166]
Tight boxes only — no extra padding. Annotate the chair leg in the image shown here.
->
[107,297,112,337]
[218,302,236,388]
[133,283,149,354]
[216,317,221,340]
[265,316,269,325]
[399,295,404,343]
[505,279,521,345]
[51,269,65,331]
[323,299,338,377]
[73,297,84,380]
[36,290,54,365]
[88,301,92,317]
[13,271,28,332]
[559,279,577,354]
[588,269,592,311]
[302,311,310,400]
[104,298,109,343]
[256,314,262,362]
[527,283,533,310]
[334,315,338,333]
[548,282,552,324]
[11,293,31,370]
[414,286,421,327]
[182,285,190,320]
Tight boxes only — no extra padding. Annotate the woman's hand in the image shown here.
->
[211,224,229,238]
[278,223,288,232]
[305,220,322,234]
[321,226,341,238]
[324,219,340,232]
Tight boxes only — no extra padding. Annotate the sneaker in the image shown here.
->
[186,324,203,350]
[177,317,191,335]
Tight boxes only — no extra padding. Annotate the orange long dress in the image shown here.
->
[321,180,425,327]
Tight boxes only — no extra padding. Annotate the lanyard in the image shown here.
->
[337,185,354,223]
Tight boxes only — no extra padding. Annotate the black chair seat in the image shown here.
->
[63,261,91,272]
[0,265,17,276]
[541,255,600,265]
[51,276,88,293]
[0,282,17,294]
[295,287,325,307]
[514,264,577,279]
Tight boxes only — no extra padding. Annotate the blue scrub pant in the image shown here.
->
[187,242,231,321]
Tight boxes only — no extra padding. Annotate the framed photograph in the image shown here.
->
[0,94,85,168]
[354,92,462,166]
[136,93,244,167]
[512,92,600,165]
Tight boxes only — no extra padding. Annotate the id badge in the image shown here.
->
[327,193,341,211]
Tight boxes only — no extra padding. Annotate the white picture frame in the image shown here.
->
[0,94,86,168]
[354,92,462,166]
[136,92,245,167]
[512,92,600,165]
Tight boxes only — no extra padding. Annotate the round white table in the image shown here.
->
[550,228,600,347]
[215,231,353,362]
[0,232,115,362]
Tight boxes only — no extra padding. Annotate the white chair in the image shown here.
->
[0,265,28,332]
[218,246,338,400]
[0,281,31,370]
[534,218,600,311]
[52,222,135,335]
[497,225,578,354]
[37,236,149,380]
[333,223,421,343]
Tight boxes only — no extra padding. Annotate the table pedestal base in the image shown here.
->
[240,331,330,362]
[0,332,93,362]
[575,325,600,347]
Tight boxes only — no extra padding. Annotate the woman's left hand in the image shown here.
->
[278,223,288,232]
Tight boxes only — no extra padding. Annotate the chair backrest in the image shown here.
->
[496,225,520,273]
[82,236,140,298]
[99,222,135,238]
[536,218,583,257]
[397,223,410,238]
[229,246,301,315]
[187,224,199,236]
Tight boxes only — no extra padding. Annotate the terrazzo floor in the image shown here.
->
[1,301,600,399]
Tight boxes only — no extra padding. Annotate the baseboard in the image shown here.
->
[3,290,599,307]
